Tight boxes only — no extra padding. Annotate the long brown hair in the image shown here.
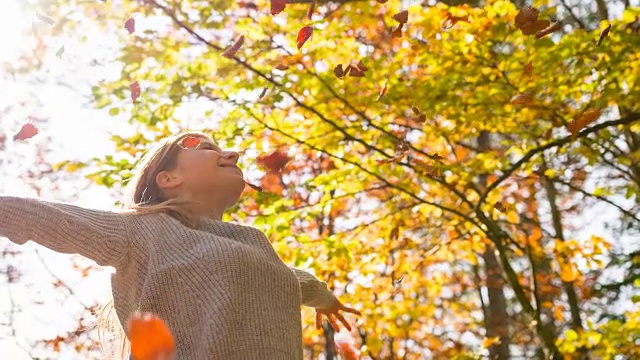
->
[95,131,207,359]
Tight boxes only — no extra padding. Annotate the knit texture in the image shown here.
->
[0,196,338,359]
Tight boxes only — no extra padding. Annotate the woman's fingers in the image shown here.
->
[335,312,351,332]
[340,304,362,316]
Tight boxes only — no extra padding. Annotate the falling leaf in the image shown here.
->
[308,0,316,20]
[36,11,55,26]
[297,26,313,49]
[271,0,286,16]
[393,10,408,24]
[482,336,501,348]
[130,81,141,104]
[376,80,388,101]
[124,18,135,34]
[257,150,291,173]
[523,62,532,77]
[56,46,64,58]
[511,93,533,105]
[514,6,551,36]
[245,181,263,193]
[13,122,38,141]
[348,60,368,77]
[179,136,201,149]
[275,63,289,71]
[411,106,421,115]
[494,201,506,213]
[128,312,175,360]
[334,64,345,78]
[535,21,562,39]
[258,87,268,99]
[222,36,245,59]
[442,12,469,29]
[567,108,601,135]
[391,25,403,38]
[597,23,611,46]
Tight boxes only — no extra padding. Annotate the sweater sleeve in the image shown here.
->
[291,267,337,309]
[0,196,131,268]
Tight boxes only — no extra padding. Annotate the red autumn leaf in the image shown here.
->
[535,21,562,39]
[222,36,245,59]
[128,312,175,360]
[271,0,286,16]
[393,10,408,24]
[523,62,533,77]
[597,23,611,46]
[179,136,201,149]
[391,25,403,38]
[130,81,141,104]
[336,340,361,360]
[13,122,38,141]
[494,201,507,213]
[567,108,601,135]
[376,80,388,101]
[411,106,421,115]
[297,26,313,49]
[308,0,316,20]
[514,6,553,36]
[355,60,368,72]
[257,150,291,173]
[124,18,135,34]
[275,63,289,71]
[511,93,533,105]
[348,67,366,77]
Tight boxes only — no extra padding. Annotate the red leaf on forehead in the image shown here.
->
[297,26,313,49]
[124,18,135,34]
[179,136,201,149]
[257,150,291,173]
[14,122,38,141]
[271,0,286,16]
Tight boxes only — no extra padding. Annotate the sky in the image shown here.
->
[0,0,638,359]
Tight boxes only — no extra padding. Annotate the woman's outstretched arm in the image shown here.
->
[0,196,131,267]
[290,267,338,309]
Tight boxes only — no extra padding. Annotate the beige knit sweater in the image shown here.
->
[0,196,338,359]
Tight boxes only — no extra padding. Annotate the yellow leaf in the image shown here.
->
[482,336,501,348]
[506,210,519,224]
[560,263,578,282]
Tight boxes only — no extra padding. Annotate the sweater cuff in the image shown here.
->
[291,268,337,309]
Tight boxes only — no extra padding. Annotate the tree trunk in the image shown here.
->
[478,131,511,359]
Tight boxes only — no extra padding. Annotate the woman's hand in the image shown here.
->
[315,296,362,332]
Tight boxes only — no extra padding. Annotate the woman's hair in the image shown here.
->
[95,131,208,359]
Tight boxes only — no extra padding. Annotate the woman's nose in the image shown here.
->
[224,151,240,162]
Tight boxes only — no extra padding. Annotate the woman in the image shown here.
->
[0,131,361,359]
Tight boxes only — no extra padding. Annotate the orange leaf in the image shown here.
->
[296,26,313,49]
[179,136,201,149]
[567,108,601,134]
[554,305,564,322]
[393,10,408,24]
[128,312,175,360]
[376,80,388,101]
[271,0,286,16]
[222,36,245,58]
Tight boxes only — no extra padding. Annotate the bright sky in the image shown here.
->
[0,1,638,359]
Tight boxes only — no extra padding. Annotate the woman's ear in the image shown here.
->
[156,170,183,190]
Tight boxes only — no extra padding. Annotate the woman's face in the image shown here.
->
[160,135,245,207]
